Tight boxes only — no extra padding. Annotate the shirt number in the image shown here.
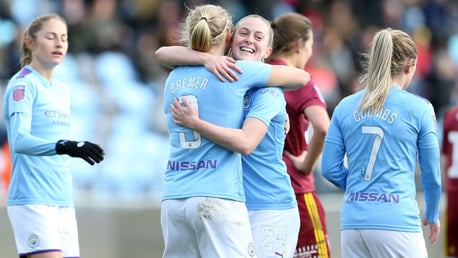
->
[362,126,384,180]
[178,95,202,149]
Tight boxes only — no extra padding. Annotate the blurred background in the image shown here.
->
[0,0,457,257]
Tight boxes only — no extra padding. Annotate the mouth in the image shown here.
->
[239,46,254,54]
[52,51,63,57]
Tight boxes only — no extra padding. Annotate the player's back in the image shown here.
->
[162,60,272,202]
[328,86,438,231]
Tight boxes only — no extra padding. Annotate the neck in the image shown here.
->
[269,53,296,67]
[208,45,226,56]
[391,74,407,89]
[29,61,54,81]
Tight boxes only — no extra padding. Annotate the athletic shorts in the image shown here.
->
[161,197,256,258]
[7,205,80,258]
[248,207,300,258]
[446,189,458,257]
[341,229,427,258]
[295,192,330,258]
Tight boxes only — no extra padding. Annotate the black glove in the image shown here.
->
[56,140,105,165]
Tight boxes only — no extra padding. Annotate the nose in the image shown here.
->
[244,34,255,44]
[54,38,65,48]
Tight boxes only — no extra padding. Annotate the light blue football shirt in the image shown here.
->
[322,86,441,232]
[162,60,272,202]
[3,65,73,206]
[242,87,296,210]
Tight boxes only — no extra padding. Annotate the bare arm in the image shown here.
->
[284,105,329,174]
[267,65,310,90]
[170,97,267,155]
[155,46,242,82]
[300,105,330,173]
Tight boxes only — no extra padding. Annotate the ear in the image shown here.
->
[404,59,415,74]
[295,39,304,53]
[24,36,34,50]
[226,29,232,43]
[263,47,273,60]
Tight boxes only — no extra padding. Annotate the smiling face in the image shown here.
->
[230,16,272,61]
[28,18,68,69]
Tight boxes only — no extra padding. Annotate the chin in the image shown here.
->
[239,53,258,61]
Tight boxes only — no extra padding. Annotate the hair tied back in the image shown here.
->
[270,21,276,29]
[200,17,208,22]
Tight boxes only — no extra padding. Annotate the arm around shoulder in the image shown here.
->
[267,65,310,89]
[155,46,209,67]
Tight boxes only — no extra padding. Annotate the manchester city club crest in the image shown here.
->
[247,242,255,257]
[28,234,40,249]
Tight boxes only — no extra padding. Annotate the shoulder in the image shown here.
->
[7,69,37,91]
[15,67,34,79]
[400,90,433,111]
[8,67,34,84]
[236,60,270,70]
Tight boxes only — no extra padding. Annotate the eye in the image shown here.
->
[46,34,56,40]
[255,33,264,41]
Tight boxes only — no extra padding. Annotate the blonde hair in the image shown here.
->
[21,13,66,67]
[181,4,232,52]
[359,28,417,113]
[271,12,312,55]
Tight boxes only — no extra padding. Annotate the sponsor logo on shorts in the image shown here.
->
[28,234,40,249]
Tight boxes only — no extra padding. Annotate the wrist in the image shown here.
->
[55,139,68,154]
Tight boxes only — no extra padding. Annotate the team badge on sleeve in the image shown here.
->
[13,85,25,101]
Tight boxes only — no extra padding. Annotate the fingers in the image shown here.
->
[84,142,105,164]
[213,67,235,82]
[223,62,241,82]
[213,57,242,82]
[423,220,440,245]
[429,225,439,244]
[82,156,96,165]
[214,71,225,82]
[171,98,185,115]
[170,98,186,125]
[421,217,428,226]
[180,97,191,107]
[430,231,439,245]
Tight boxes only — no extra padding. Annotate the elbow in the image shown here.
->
[238,145,255,155]
[235,141,257,155]
[301,71,311,85]
[9,135,22,154]
[320,161,335,181]
[154,48,165,62]
[314,124,328,137]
